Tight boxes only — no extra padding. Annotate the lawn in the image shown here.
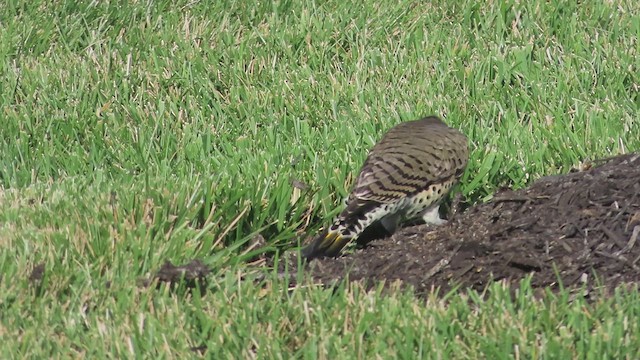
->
[1,0,639,357]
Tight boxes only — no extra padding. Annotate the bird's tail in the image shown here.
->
[301,228,351,260]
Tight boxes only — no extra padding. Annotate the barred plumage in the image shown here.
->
[302,116,468,259]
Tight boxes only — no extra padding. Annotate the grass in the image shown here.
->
[1,0,639,357]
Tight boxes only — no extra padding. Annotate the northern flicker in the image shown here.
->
[302,116,468,259]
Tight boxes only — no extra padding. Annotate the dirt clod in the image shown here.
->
[153,260,211,288]
[29,263,45,283]
[189,345,207,354]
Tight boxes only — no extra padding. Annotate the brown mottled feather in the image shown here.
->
[348,116,467,205]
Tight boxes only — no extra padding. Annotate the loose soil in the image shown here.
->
[295,152,640,296]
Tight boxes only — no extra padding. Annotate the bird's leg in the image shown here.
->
[420,204,447,225]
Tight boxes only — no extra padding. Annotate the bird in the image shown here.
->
[301,116,468,259]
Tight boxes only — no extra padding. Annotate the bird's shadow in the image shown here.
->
[354,199,463,250]
[354,221,394,249]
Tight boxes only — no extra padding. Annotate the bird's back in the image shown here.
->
[349,116,468,204]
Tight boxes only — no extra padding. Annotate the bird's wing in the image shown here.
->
[348,132,467,204]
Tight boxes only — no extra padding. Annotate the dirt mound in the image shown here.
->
[300,152,640,296]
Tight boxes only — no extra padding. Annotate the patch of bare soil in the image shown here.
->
[298,152,640,296]
[29,263,46,283]
[140,260,211,289]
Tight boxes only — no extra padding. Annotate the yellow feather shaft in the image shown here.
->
[302,230,350,259]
